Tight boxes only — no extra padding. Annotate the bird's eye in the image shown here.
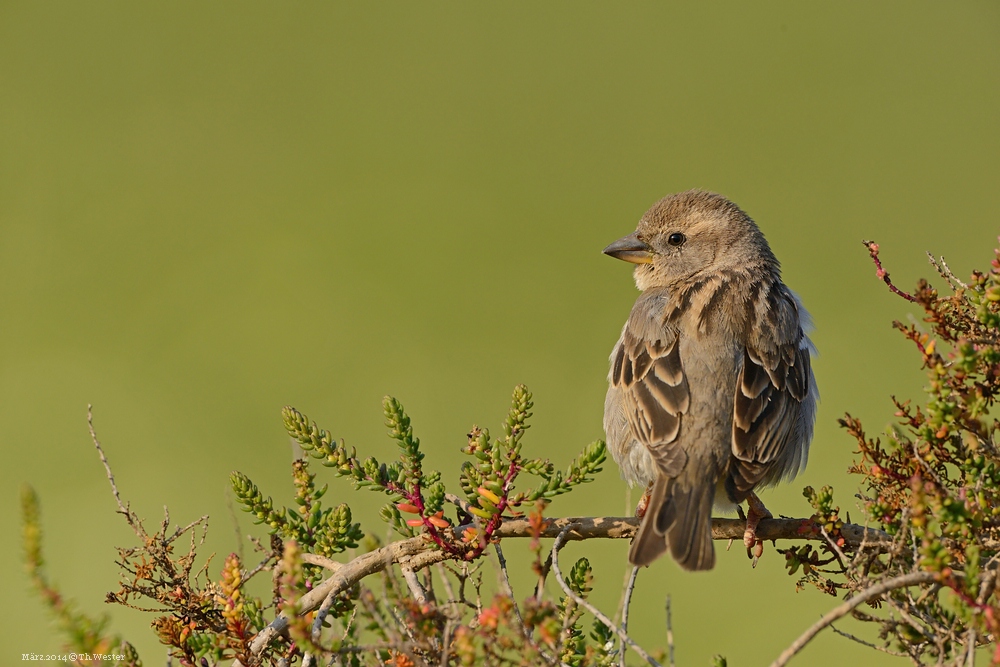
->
[667,232,686,246]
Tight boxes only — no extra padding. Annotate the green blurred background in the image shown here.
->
[3,3,998,665]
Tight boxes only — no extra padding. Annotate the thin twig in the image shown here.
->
[225,487,245,563]
[535,551,553,601]
[666,594,675,667]
[493,542,526,634]
[964,627,977,667]
[830,624,908,657]
[440,619,454,667]
[550,525,662,667]
[244,552,276,584]
[384,583,425,650]
[977,562,998,605]
[248,534,268,555]
[342,607,357,639]
[927,252,968,290]
[864,240,918,302]
[445,493,474,516]
[87,405,142,538]
[435,563,458,617]
[359,586,400,645]
[167,515,210,543]
[883,595,939,646]
[769,571,937,667]
[618,566,639,667]
[820,527,848,572]
[327,641,421,655]
[472,569,484,620]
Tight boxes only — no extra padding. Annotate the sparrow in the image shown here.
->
[603,190,817,570]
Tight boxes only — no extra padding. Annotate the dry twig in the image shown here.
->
[770,571,938,667]
[666,594,675,667]
[618,566,639,667]
[550,525,662,667]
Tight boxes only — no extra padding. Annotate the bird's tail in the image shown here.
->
[628,476,715,571]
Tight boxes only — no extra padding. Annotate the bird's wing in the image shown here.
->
[730,283,812,496]
[610,323,690,477]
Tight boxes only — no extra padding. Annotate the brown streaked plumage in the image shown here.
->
[603,190,817,571]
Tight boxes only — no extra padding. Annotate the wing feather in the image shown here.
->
[611,326,690,478]
[730,285,814,497]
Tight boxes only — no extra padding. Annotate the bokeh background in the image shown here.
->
[3,3,998,665]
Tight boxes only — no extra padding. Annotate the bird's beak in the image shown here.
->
[603,232,653,264]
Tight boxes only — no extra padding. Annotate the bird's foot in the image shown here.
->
[635,482,654,518]
[743,492,772,568]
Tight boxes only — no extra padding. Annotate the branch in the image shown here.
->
[244,514,891,660]
[769,571,938,667]
[400,565,429,606]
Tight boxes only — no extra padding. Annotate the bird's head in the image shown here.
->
[603,190,777,291]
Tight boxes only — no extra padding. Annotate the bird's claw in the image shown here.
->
[742,492,772,567]
[747,539,764,567]
[635,482,654,518]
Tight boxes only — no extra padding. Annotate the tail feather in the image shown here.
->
[628,477,670,565]
[629,476,715,571]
